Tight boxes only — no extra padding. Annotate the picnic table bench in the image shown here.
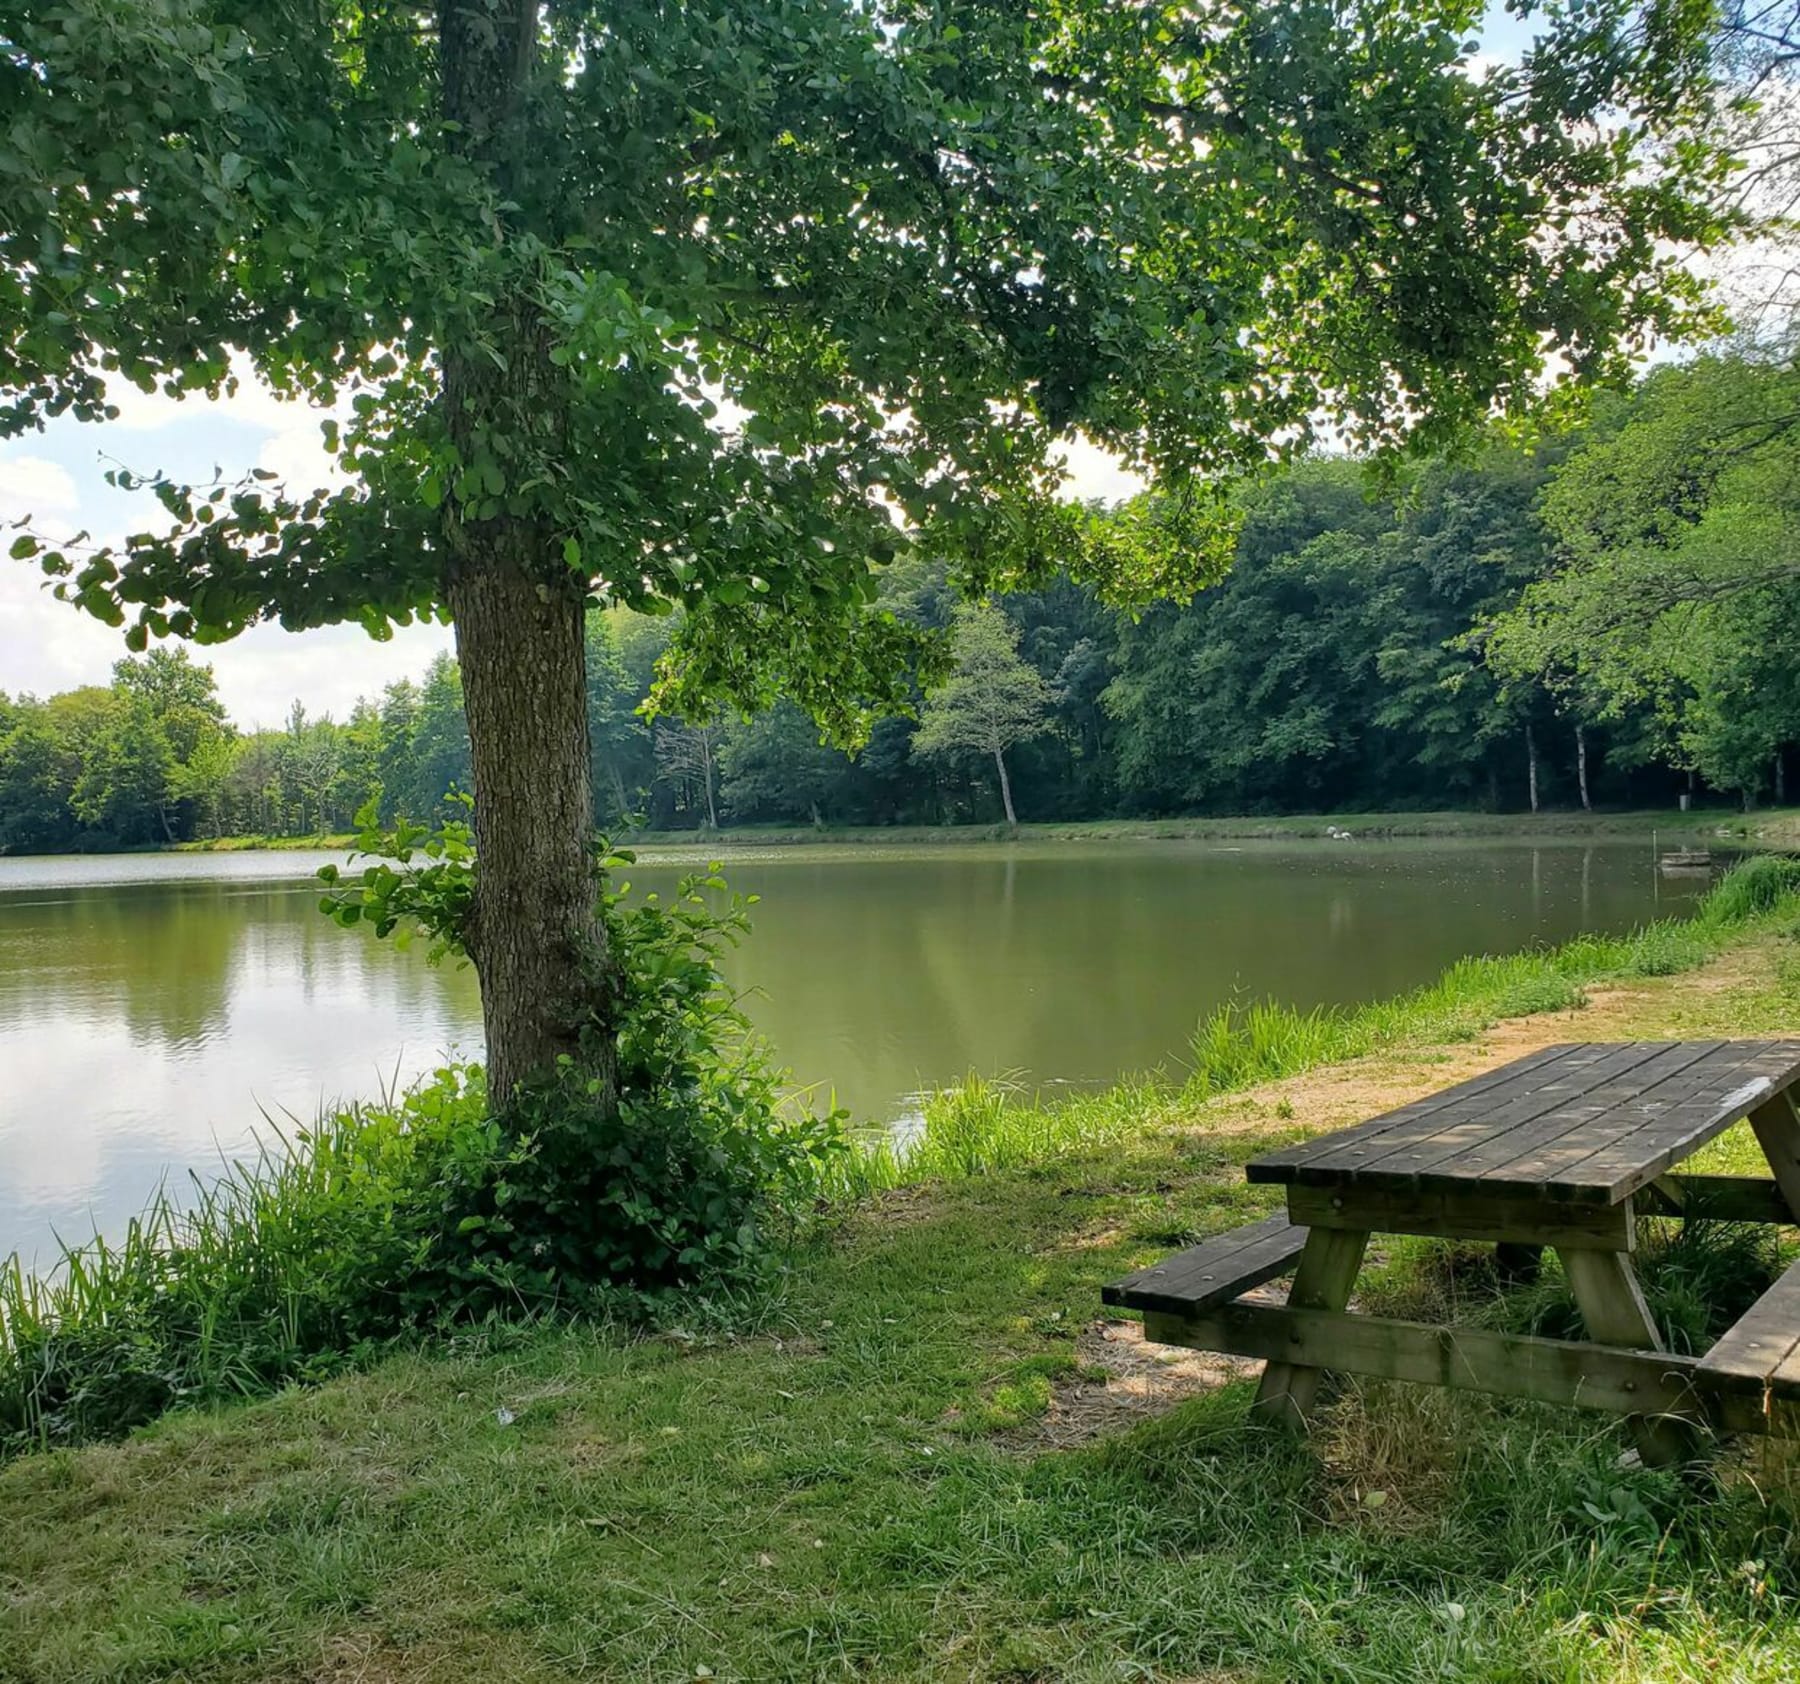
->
[1104,1041,1800,1464]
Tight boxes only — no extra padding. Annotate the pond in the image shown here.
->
[0,838,1707,1262]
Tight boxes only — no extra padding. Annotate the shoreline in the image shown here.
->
[134,804,1800,854]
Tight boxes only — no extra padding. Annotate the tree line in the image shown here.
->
[4,351,1794,852]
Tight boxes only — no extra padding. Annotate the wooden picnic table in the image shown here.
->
[1103,1041,1800,1464]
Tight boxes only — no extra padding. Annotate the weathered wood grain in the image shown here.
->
[1101,1213,1306,1317]
[1286,1184,1634,1250]
[1251,1225,1369,1430]
[1247,1041,1800,1205]
[1142,1302,1713,1423]
[1696,1256,1800,1401]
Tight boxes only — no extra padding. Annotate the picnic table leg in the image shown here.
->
[1748,1092,1800,1219]
[1252,1225,1368,1432]
[1557,1247,1697,1468]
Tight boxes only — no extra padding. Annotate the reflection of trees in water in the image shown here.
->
[1,881,482,1056]
[6,882,244,1049]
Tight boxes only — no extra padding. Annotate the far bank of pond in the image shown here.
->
[162,805,1788,853]
[0,836,1715,1263]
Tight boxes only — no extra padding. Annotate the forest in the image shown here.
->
[3,347,1796,852]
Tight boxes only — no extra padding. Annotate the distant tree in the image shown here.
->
[111,649,232,837]
[654,718,723,831]
[719,704,852,827]
[404,655,474,817]
[69,691,172,843]
[283,703,344,835]
[1487,354,1800,805]
[0,704,75,852]
[374,679,421,824]
[914,604,1053,826]
[585,613,654,827]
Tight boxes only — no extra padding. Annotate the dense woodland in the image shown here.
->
[3,349,1797,852]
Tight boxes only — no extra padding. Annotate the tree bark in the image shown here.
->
[995,747,1017,826]
[1575,723,1591,812]
[438,0,615,1108]
[448,562,609,1107]
[1525,723,1540,814]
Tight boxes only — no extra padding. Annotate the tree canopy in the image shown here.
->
[6,0,1730,711]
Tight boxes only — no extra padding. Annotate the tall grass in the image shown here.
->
[821,1074,1176,1200]
[0,1074,496,1456]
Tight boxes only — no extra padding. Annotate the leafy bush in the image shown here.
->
[420,878,842,1303]
[317,807,845,1300]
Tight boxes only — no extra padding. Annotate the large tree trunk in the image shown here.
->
[438,0,615,1108]
[1525,723,1540,814]
[995,747,1018,826]
[1575,723,1591,812]
[448,562,610,1107]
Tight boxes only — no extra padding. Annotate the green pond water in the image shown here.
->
[0,838,1707,1262]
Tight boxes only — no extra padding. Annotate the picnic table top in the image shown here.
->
[1245,1039,1800,1206]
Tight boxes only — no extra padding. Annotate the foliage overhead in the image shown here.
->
[3,0,1734,737]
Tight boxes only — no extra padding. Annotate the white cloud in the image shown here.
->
[0,455,80,521]
[257,414,343,492]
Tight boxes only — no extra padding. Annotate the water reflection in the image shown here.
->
[0,839,1702,1262]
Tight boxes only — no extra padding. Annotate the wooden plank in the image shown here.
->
[1254,1043,1671,1193]
[1419,1041,1726,1199]
[1101,1213,1307,1316]
[1749,1090,1800,1224]
[1560,1246,1696,1465]
[1697,1255,1800,1393]
[1141,1302,1714,1424]
[1244,1044,1589,1187]
[1252,1225,1368,1430]
[1287,1184,1634,1250]
[1641,1173,1794,1224]
[1251,1040,1800,1205]
[1510,1043,1800,1203]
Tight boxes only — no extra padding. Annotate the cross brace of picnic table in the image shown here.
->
[1103,1041,1800,1465]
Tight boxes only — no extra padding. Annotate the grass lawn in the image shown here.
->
[7,943,1800,1681]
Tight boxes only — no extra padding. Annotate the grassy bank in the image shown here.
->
[170,831,357,852]
[158,806,1799,855]
[7,866,1800,1679]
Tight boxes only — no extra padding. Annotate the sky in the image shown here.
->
[0,3,1680,727]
